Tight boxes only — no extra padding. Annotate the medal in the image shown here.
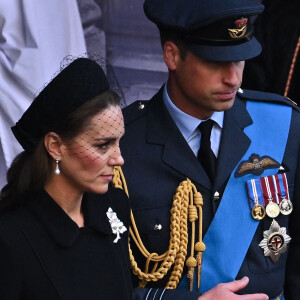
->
[275,173,293,215]
[279,199,293,215]
[261,176,280,218]
[266,202,280,218]
[247,178,265,220]
[259,219,291,263]
[251,204,266,220]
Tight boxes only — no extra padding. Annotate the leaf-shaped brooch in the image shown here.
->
[106,207,127,243]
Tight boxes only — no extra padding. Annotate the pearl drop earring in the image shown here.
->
[54,158,60,175]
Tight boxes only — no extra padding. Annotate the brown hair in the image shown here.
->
[0,90,120,209]
[159,28,188,60]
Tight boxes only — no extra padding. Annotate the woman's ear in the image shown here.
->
[163,41,180,71]
[44,132,63,160]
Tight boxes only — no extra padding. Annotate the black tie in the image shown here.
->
[197,120,216,181]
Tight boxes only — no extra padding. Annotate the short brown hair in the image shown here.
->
[159,28,188,60]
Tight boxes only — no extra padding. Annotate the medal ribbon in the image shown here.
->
[260,176,274,203]
[276,173,289,200]
[272,175,282,203]
[246,178,264,208]
[197,101,291,293]
[282,173,290,200]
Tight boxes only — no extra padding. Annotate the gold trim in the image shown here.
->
[228,25,247,39]
[112,166,205,291]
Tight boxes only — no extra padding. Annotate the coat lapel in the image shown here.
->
[145,90,253,192]
[146,89,212,190]
[14,191,115,298]
[214,96,253,191]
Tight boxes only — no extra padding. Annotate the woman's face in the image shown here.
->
[59,105,124,194]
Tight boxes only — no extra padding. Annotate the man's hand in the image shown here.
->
[198,276,269,300]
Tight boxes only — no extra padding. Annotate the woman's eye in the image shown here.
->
[96,142,110,150]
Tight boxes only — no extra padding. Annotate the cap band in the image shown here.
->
[182,18,254,46]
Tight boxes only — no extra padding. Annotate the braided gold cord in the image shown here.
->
[139,259,159,288]
[194,191,206,291]
[166,182,189,288]
[186,187,197,291]
[113,167,205,290]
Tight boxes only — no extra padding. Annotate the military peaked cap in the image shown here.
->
[144,0,264,61]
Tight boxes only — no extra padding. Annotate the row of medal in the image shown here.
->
[246,173,293,220]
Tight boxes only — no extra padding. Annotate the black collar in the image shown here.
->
[29,189,113,247]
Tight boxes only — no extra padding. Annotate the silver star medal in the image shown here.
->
[106,207,127,243]
[259,219,291,263]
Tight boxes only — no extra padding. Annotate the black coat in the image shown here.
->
[243,0,300,105]
[0,185,132,299]
[121,87,300,300]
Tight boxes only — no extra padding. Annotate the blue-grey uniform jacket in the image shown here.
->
[121,87,300,300]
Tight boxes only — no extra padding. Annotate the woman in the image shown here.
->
[0,58,132,299]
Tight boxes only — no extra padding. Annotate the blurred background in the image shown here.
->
[1,0,299,188]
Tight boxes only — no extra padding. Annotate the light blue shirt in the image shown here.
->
[163,84,224,157]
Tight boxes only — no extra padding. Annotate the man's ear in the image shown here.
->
[163,41,181,71]
[44,132,63,160]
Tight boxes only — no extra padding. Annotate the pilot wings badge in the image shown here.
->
[235,153,280,177]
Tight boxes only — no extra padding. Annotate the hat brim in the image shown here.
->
[186,37,262,62]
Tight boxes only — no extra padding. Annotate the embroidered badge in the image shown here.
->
[235,153,280,177]
[106,207,127,243]
[228,17,248,39]
[259,220,291,263]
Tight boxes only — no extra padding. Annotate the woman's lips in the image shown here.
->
[100,175,113,181]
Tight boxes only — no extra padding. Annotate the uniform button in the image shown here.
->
[154,224,162,231]
[279,165,285,172]
[213,191,220,201]
[138,102,145,110]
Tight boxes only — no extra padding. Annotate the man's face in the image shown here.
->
[168,49,245,119]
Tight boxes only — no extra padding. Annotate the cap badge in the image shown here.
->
[228,17,248,39]
[235,153,280,177]
[259,219,291,263]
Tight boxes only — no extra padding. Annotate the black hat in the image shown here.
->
[144,0,264,61]
[12,58,110,151]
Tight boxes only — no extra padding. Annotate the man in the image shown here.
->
[120,0,300,299]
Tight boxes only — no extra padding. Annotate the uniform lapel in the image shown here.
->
[214,96,253,191]
[146,89,212,189]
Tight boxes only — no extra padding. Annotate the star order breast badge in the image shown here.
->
[259,220,291,263]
